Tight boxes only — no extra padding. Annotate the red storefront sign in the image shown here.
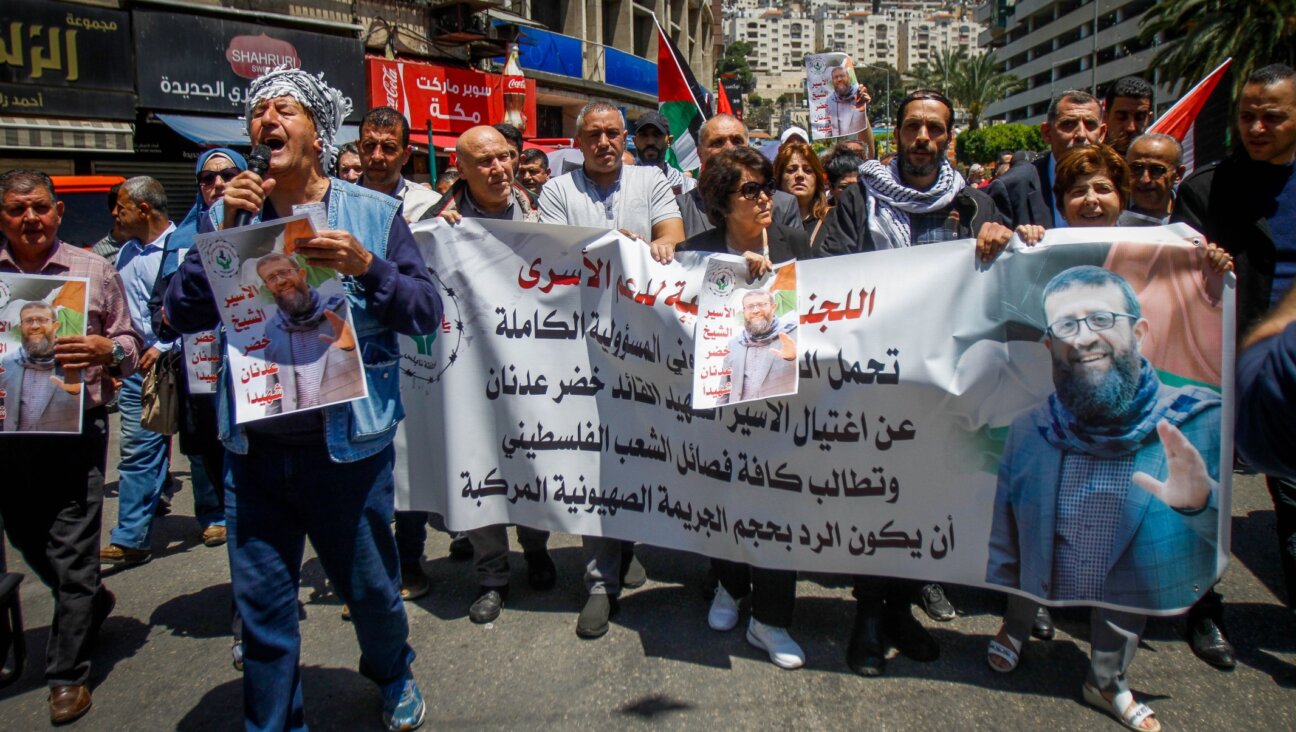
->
[366,56,537,138]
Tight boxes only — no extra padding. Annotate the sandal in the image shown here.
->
[1082,683,1160,732]
[986,625,1022,673]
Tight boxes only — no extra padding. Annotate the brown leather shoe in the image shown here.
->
[99,544,150,565]
[49,684,91,725]
[202,526,228,547]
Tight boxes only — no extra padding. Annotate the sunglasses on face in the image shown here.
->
[197,168,240,186]
[733,180,776,201]
[1128,163,1170,180]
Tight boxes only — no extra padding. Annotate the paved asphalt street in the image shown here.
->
[2,418,1294,731]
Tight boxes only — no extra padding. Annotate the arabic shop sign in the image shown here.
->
[134,10,363,120]
[366,57,537,137]
[0,0,135,119]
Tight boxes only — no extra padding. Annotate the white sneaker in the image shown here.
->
[708,585,740,631]
[746,618,805,669]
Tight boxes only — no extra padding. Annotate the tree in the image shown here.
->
[907,50,1024,129]
[954,123,1046,166]
[948,53,1025,130]
[716,41,756,93]
[748,93,765,107]
[854,63,904,127]
[1140,0,1296,100]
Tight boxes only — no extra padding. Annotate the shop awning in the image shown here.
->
[0,116,133,153]
[158,113,360,147]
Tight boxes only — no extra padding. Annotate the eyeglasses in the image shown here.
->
[1128,163,1171,180]
[1046,311,1137,339]
[733,180,776,201]
[197,169,240,186]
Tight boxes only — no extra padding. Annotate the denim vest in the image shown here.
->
[208,179,406,462]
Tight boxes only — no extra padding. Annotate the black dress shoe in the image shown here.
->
[1032,607,1055,641]
[576,594,619,638]
[525,550,557,591]
[846,615,887,677]
[1188,617,1237,670]
[882,608,940,662]
[49,685,92,725]
[469,587,508,624]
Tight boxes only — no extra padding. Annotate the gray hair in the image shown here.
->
[575,101,625,134]
[1047,90,1100,123]
[121,176,168,213]
[0,169,56,202]
[1128,132,1184,166]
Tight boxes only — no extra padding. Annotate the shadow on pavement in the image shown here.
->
[150,583,237,640]
[175,665,376,732]
[0,613,151,701]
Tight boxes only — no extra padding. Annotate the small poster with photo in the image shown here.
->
[804,52,870,141]
[0,273,90,434]
[693,256,799,409]
[193,214,367,424]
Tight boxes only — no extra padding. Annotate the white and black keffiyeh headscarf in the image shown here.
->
[857,158,966,249]
[244,64,353,171]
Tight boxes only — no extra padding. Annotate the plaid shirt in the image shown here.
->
[1052,451,1134,601]
[0,240,142,409]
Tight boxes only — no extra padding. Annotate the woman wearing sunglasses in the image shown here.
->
[683,146,811,668]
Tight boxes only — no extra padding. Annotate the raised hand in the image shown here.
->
[1131,420,1212,511]
[320,309,356,351]
[769,331,797,361]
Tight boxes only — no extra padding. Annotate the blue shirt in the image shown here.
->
[115,222,179,351]
[1047,155,1067,229]
[1267,164,1296,307]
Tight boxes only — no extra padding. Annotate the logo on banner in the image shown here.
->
[226,34,301,79]
[207,241,240,279]
[706,268,737,297]
[401,269,464,392]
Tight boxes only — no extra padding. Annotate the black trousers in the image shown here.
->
[1267,474,1296,609]
[852,575,921,617]
[713,558,796,628]
[0,407,109,687]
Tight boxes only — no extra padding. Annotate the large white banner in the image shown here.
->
[395,220,1234,615]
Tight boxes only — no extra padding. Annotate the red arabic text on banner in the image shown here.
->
[366,56,537,138]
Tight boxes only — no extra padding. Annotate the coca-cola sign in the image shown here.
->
[226,34,301,79]
[504,76,527,93]
[365,57,537,137]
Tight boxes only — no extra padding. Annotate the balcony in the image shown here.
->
[510,26,658,101]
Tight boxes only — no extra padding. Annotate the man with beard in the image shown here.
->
[988,90,1107,229]
[254,252,364,414]
[718,289,797,404]
[358,106,441,223]
[0,168,141,724]
[516,148,550,196]
[0,300,81,432]
[633,111,695,195]
[817,89,1021,678]
[986,266,1220,730]
[988,265,1221,605]
[827,65,871,138]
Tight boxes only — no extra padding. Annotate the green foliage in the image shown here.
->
[1140,0,1296,100]
[716,41,756,93]
[854,63,905,125]
[906,49,1024,129]
[955,123,1046,165]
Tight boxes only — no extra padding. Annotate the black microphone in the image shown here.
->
[233,144,272,228]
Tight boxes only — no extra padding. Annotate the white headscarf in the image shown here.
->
[244,64,353,172]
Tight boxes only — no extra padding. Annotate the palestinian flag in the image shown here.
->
[1149,59,1233,177]
[655,16,712,173]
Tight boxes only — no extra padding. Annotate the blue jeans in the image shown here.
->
[394,511,428,570]
[190,452,226,528]
[226,440,414,732]
[109,372,171,550]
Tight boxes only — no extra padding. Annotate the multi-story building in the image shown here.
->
[977,0,1168,124]
[726,1,985,100]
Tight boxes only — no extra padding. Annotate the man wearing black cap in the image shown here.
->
[634,111,696,195]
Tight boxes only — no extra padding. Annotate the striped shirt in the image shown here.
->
[0,240,142,410]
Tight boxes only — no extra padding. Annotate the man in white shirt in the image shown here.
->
[537,100,684,637]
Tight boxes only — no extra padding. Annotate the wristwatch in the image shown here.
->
[109,342,126,372]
